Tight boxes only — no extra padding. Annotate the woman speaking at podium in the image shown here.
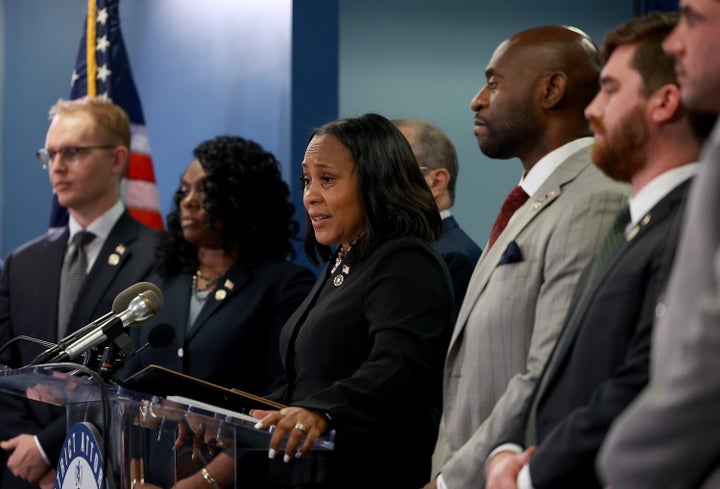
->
[250,114,455,489]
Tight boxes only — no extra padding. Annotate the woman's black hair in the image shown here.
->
[157,135,299,275]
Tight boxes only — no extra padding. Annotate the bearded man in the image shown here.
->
[483,11,716,489]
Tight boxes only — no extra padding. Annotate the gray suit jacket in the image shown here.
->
[433,145,630,489]
[598,122,720,489]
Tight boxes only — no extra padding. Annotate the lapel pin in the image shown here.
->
[214,289,227,301]
[333,274,345,287]
[626,225,640,241]
[108,253,120,266]
[115,244,126,255]
[532,189,558,211]
[224,279,234,290]
[627,213,651,241]
[342,265,350,275]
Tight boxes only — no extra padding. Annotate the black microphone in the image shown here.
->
[36,284,164,364]
[107,323,175,383]
[28,282,158,366]
[135,323,176,356]
[115,323,176,366]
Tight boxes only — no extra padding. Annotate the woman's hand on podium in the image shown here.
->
[252,406,328,463]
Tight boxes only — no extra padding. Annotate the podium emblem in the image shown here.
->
[55,421,110,489]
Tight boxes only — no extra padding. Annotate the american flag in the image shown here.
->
[50,0,163,231]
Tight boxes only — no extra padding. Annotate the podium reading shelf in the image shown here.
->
[0,364,334,489]
[120,364,285,412]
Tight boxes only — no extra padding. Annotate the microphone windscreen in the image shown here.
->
[112,282,163,313]
[147,323,175,348]
[140,288,164,314]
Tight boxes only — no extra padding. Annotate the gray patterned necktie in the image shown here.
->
[57,230,96,338]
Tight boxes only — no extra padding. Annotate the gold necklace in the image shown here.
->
[192,269,220,293]
[331,233,365,274]
[331,246,349,274]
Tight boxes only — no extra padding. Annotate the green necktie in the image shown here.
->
[524,205,630,445]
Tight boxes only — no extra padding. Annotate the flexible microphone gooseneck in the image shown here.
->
[27,282,164,366]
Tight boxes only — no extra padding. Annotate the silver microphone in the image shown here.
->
[49,286,164,363]
[28,282,161,366]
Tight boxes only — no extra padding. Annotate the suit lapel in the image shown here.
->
[539,179,692,394]
[160,274,193,347]
[186,261,252,340]
[77,212,139,323]
[443,216,459,233]
[280,264,328,366]
[450,149,591,349]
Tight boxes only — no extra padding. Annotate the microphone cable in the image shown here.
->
[0,336,58,368]
[30,362,112,487]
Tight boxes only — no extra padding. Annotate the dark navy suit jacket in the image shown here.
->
[0,211,158,488]
[492,180,691,489]
[121,257,316,397]
[432,215,482,320]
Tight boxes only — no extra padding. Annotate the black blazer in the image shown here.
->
[0,211,158,482]
[493,180,691,489]
[122,257,316,396]
[267,236,454,488]
[432,215,482,320]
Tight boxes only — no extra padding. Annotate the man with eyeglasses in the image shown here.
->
[0,96,158,488]
[393,118,482,321]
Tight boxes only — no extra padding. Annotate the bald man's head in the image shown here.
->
[504,25,601,113]
[471,25,600,168]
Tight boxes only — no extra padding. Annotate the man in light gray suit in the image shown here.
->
[425,25,630,489]
[598,0,720,487]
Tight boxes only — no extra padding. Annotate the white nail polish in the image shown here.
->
[254,421,263,429]
[268,448,277,460]
[283,454,291,463]
[295,450,302,459]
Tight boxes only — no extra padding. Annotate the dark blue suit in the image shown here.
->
[118,257,315,487]
[432,216,482,319]
[491,179,691,489]
[121,257,316,396]
[0,211,158,488]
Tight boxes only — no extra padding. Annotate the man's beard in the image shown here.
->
[478,96,541,160]
[590,103,648,183]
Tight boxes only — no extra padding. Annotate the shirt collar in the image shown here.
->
[67,200,125,243]
[520,137,594,197]
[628,163,699,227]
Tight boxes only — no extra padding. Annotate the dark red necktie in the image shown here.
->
[487,185,529,250]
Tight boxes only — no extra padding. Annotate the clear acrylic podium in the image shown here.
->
[0,364,334,489]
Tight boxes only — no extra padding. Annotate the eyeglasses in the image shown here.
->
[36,145,117,170]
